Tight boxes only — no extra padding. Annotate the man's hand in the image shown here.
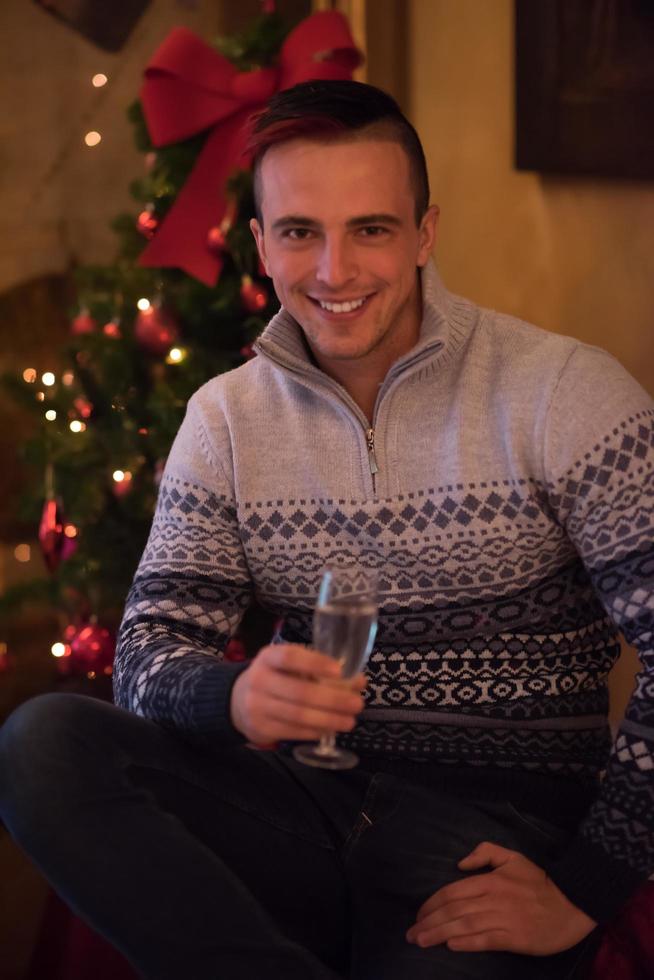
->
[406,841,596,955]
[230,643,366,746]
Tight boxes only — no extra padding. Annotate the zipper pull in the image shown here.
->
[366,427,379,476]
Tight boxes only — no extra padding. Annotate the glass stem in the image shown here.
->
[316,732,337,756]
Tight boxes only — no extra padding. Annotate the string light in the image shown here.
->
[62,372,75,386]
[166,347,186,364]
[45,409,57,421]
[69,420,86,433]
[14,544,31,563]
[42,372,55,386]
[36,391,45,401]
[23,368,37,383]
[92,73,108,88]
[85,131,102,147]
[64,524,78,539]
[113,470,126,482]
[51,642,67,658]
[137,297,151,311]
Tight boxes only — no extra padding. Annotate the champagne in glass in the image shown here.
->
[293,565,378,770]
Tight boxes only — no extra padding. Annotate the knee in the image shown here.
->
[0,693,101,821]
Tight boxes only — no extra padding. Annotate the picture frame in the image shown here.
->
[515,0,654,179]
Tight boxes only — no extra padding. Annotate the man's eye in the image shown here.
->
[359,226,387,237]
[283,228,313,240]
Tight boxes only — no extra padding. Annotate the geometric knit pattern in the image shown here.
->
[114,260,654,921]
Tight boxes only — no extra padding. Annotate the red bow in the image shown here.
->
[138,12,362,286]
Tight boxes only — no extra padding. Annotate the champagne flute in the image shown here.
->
[293,565,378,770]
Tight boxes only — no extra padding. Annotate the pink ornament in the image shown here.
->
[134,304,180,355]
[71,311,97,335]
[38,498,64,573]
[112,471,133,498]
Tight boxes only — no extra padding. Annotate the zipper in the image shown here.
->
[366,427,378,494]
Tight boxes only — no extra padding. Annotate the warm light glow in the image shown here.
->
[36,391,45,401]
[62,371,75,386]
[45,409,57,421]
[84,131,102,147]
[138,427,148,435]
[137,297,151,311]
[51,642,67,658]
[92,73,108,88]
[14,544,31,563]
[23,368,37,383]
[166,347,185,364]
[42,372,55,386]
[113,469,125,482]
[69,420,86,433]
[64,524,78,538]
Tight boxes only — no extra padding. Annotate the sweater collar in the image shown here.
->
[255,258,469,375]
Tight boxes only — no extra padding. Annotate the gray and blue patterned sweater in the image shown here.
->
[115,260,654,924]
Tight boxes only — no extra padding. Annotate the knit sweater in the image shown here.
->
[115,259,654,925]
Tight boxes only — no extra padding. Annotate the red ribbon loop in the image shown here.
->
[138,12,363,286]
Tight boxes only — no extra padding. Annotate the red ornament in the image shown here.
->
[224,636,247,662]
[0,644,15,674]
[134,304,180,355]
[136,205,159,240]
[103,319,122,338]
[73,397,93,419]
[240,275,268,313]
[38,498,65,572]
[206,223,228,256]
[69,622,115,676]
[71,311,97,335]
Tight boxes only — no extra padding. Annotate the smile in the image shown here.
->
[309,294,373,316]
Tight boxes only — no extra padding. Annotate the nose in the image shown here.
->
[315,235,358,290]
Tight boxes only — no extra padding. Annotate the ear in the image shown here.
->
[416,205,439,267]
[249,218,270,276]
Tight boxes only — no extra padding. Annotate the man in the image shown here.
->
[1,81,652,980]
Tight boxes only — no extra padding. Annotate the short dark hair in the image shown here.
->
[247,80,430,227]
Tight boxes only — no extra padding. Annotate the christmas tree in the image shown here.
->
[0,4,361,685]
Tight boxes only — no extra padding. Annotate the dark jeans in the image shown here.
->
[0,693,600,979]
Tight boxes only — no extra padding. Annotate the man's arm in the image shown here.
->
[407,343,654,953]
[114,391,366,746]
[113,394,253,743]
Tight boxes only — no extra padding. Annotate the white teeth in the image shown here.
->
[318,296,367,314]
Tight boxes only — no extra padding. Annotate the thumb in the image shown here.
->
[458,841,514,870]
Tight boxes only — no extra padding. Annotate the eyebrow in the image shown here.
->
[270,213,403,232]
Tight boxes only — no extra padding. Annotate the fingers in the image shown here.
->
[263,643,343,679]
[262,664,365,716]
[458,841,516,871]
[416,875,490,922]
[407,906,507,950]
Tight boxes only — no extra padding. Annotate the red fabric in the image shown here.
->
[138,13,362,286]
[27,890,137,980]
[588,881,654,980]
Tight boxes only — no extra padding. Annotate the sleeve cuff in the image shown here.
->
[546,834,649,924]
[187,658,251,746]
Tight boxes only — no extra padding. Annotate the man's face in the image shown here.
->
[250,138,438,373]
